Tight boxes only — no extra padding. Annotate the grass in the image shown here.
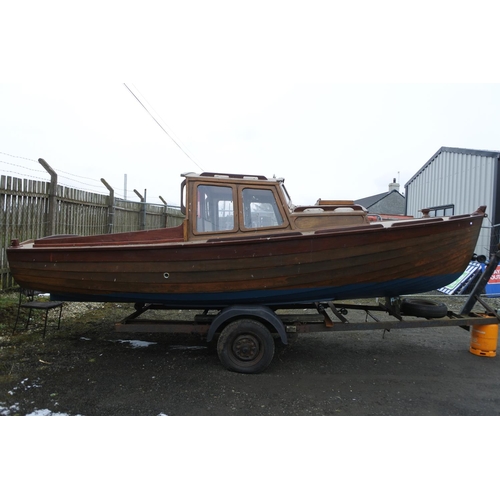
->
[0,291,19,333]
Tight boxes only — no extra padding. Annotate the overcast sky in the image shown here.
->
[2,1,500,207]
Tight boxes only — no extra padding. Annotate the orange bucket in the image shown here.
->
[470,324,498,357]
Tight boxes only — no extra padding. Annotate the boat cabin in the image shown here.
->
[10,172,371,249]
[181,172,369,240]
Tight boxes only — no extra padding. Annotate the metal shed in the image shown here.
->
[405,146,500,257]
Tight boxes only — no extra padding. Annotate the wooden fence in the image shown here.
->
[0,174,184,291]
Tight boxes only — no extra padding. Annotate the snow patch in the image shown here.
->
[170,345,207,351]
[116,339,157,348]
[26,409,71,416]
[0,403,20,416]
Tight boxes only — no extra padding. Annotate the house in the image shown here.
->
[354,179,406,217]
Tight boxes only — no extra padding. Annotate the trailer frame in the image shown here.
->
[115,249,500,373]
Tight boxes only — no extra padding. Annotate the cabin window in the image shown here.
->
[242,188,284,228]
[196,185,234,232]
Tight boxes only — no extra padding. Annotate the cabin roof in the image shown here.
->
[182,171,270,181]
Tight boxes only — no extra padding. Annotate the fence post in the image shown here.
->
[159,196,169,227]
[101,178,115,233]
[134,189,146,230]
[38,158,57,236]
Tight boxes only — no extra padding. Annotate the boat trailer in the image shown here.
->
[115,251,500,374]
[115,249,500,373]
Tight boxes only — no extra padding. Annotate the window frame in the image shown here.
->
[427,204,455,217]
[193,183,238,235]
[238,186,289,232]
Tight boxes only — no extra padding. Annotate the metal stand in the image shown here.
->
[460,248,500,317]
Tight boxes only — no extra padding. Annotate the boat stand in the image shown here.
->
[460,247,500,316]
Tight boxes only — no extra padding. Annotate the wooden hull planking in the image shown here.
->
[6,212,484,307]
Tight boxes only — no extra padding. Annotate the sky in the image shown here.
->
[2,83,499,208]
[1,1,500,209]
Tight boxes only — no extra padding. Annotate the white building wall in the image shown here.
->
[406,149,497,256]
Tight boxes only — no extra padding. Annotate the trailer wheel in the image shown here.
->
[400,299,448,318]
[217,319,275,374]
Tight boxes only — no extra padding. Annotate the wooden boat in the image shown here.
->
[7,172,486,308]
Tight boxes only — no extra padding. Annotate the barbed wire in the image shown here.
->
[0,150,179,205]
[0,157,112,192]
[0,170,179,206]
[0,151,38,163]
[57,168,105,182]
[0,166,108,193]
[0,151,104,186]
[0,167,50,182]
[0,158,44,173]
[57,175,109,193]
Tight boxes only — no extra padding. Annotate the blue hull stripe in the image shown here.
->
[50,273,460,307]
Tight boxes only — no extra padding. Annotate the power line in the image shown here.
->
[131,85,187,149]
[123,83,203,172]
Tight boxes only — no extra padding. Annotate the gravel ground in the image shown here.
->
[1,292,500,416]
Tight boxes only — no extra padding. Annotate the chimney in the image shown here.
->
[389,178,400,192]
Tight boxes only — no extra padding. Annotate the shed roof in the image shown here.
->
[405,146,500,188]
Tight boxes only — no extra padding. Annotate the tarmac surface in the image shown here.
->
[1,296,500,416]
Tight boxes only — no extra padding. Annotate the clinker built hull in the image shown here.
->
[6,212,484,307]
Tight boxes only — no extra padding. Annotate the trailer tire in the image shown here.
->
[400,299,448,318]
[217,319,275,374]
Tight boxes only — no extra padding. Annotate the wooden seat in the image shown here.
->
[13,289,63,337]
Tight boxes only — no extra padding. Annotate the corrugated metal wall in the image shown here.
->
[405,148,498,256]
